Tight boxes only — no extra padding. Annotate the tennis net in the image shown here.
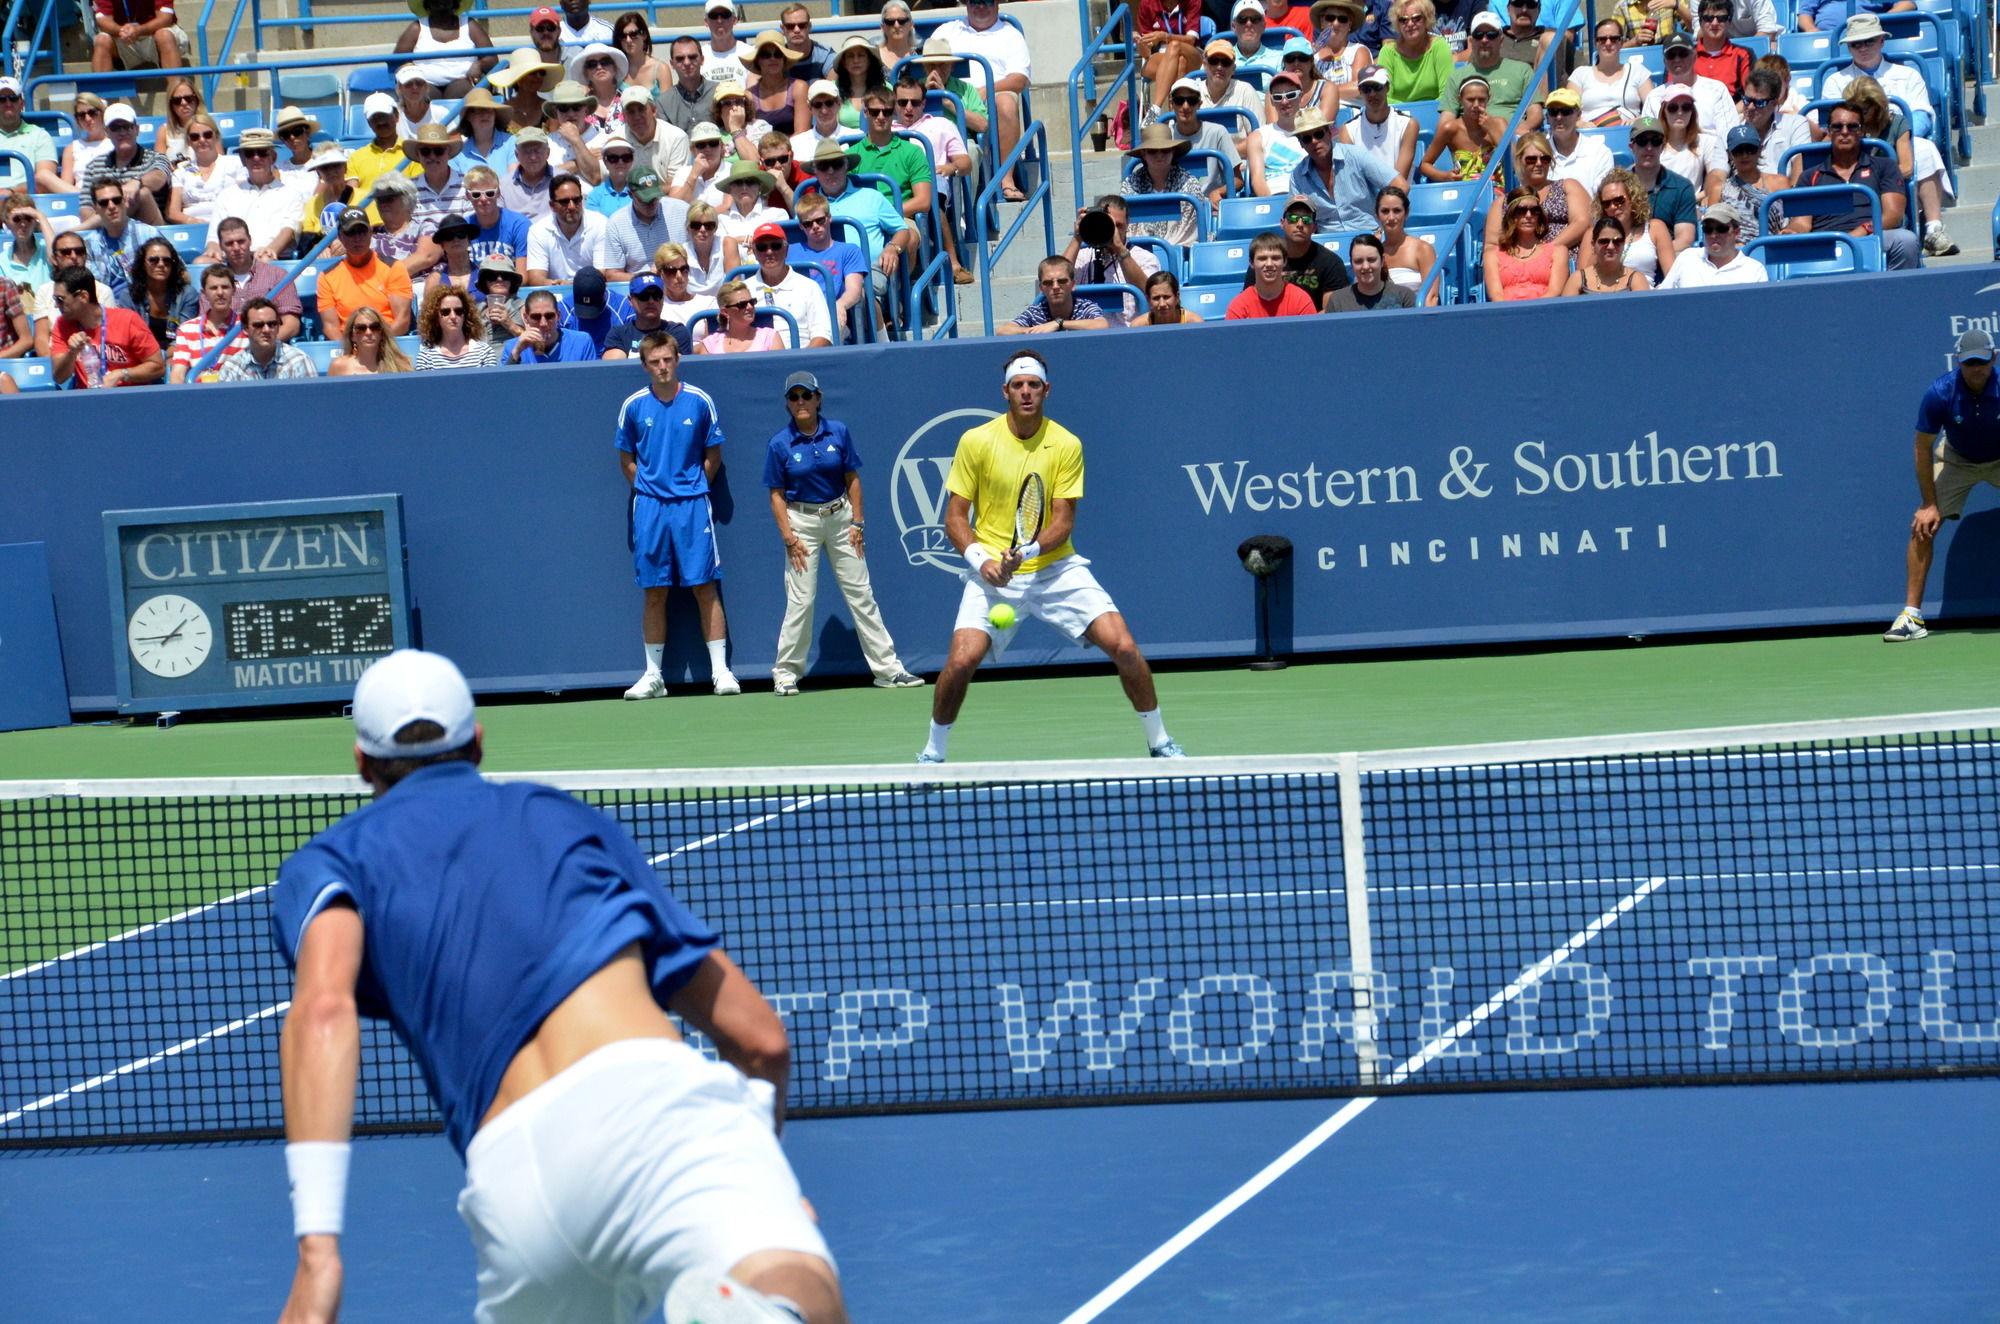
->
[4,710,1998,1148]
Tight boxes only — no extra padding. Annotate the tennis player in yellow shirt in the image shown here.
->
[918,349,1184,763]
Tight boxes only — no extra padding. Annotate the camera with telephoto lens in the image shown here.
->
[1077,208,1114,249]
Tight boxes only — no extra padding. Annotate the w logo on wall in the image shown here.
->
[889,408,997,573]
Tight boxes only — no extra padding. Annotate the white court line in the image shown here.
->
[1058,875,1669,1324]
[1,883,274,983]
[645,794,830,865]
[0,1001,290,1128]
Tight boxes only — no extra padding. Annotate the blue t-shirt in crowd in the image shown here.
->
[559,289,635,351]
[788,239,867,295]
[516,327,599,363]
[470,209,532,266]
[762,416,862,504]
[1918,367,2000,464]
[270,761,719,1157]
[615,380,724,499]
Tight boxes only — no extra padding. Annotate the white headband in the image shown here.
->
[1004,355,1047,385]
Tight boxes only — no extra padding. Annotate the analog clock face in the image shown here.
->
[127,594,214,678]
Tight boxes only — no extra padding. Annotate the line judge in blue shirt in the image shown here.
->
[618,331,741,698]
[762,370,925,697]
[268,649,842,1324]
[1884,328,2000,643]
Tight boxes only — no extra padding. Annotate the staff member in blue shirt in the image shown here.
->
[763,370,924,696]
[269,649,843,1324]
[619,332,741,697]
[1885,328,2000,642]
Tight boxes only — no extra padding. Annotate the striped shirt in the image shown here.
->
[415,339,502,371]
[168,313,247,379]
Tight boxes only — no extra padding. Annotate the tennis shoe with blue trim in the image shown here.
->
[873,671,926,688]
[773,676,800,697]
[665,1272,807,1324]
[1149,740,1186,758]
[1883,609,1929,642]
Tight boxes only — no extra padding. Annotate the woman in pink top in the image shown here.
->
[697,280,784,353]
[1485,188,1569,301]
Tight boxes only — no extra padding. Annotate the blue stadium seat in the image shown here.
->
[1180,282,1236,319]
[1398,100,1441,137]
[1778,32,1837,67]
[1624,47,1666,78]
[684,305,802,343]
[1405,181,1486,227]
[275,70,345,121]
[1188,239,1252,280]
[36,193,83,224]
[1744,231,1880,278]
[1126,235,1183,280]
[1122,191,1213,242]
[1073,282,1144,320]
[295,339,338,373]
[209,110,265,150]
[1581,125,1631,168]
[159,223,205,259]
[0,358,57,391]
[1215,195,1283,239]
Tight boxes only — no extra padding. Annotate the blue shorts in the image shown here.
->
[629,491,722,588]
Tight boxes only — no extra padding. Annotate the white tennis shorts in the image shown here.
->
[954,553,1119,658]
[457,1038,832,1324]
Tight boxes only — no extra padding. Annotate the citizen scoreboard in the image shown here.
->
[103,496,414,713]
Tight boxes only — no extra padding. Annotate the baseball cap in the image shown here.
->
[1663,34,1694,53]
[689,121,724,145]
[1661,85,1696,103]
[0,77,22,96]
[1268,69,1303,89]
[784,370,820,394]
[752,221,788,246]
[705,0,734,12]
[620,85,653,108]
[629,168,664,201]
[1699,201,1742,227]
[1280,35,1314,56]
[1357,66,1391,89]
[336,206,372,233]
[1956,328,1996,364]
[1203,38,1237,59]
[1629,115,1664,137]
[1171,75,1204,96]
[1230,0,1264,18]
[364,91,398,120]
[396,63,431,84]
[530,5,560,23]
[104,101,138,126]
[1281,194,1316,218]
[573,265,607,313]
[1726,124,1762,152]
[1545,86,1581,109]
[512,125,550,146]
[1469,11,1503,32]
[628,271,663,298]
[807,78,840,102]
[353,650,476,759]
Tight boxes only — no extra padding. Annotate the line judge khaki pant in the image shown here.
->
[774,498,907,685]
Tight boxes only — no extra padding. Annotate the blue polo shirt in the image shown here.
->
[788,239,867,294]
[763,416,862,504]
[616,380,724,499]
[586,178,631,218]
[1287,146,1394,232]
[515,327,599,363]
[1919,366,2000,464]
[270,761,720,1158]
[469,208,532,266]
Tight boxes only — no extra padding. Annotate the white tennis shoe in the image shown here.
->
[1882,608,1929,642]
[623,671,667,700]
[713,670,742,696]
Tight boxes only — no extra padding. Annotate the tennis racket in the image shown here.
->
[1011,473,1046,555]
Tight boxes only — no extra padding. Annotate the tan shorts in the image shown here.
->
[1934,441,2000,519]
[110,24,187,68]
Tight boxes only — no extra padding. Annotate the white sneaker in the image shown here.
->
[1883,608,1929,642]
[665,1272,804,1324]
[623,671,666,700]
[712,670,741,696]
[1923,222,1959,257]
[773,676,800,697]
[916,750,946,764]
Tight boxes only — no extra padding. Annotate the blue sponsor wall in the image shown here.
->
[7,267,1999,711]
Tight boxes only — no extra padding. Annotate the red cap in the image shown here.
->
[531,6,560,22]
[752,222,788,245]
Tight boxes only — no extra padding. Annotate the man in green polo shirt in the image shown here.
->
[0,77,58,193]
[851,84,934,228]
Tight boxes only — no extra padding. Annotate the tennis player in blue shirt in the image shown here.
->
[1885,328,2000,642]
[270,649,842,1324]
[618,331,741,698]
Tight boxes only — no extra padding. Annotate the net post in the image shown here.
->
[1337,752,1380,1087]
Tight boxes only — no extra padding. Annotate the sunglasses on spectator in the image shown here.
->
[1594,236,1621,247]
[1511,205,1543,216]
[894,97,924,109]
[55,245,87,257]
[632,287,665,299]
[1520,152,1551,164]
[1665,103,1695,113]
[439,305,466,316]
[145,253,175,264]
[1206,56,1235,67]
[864,106,893,117]
[815,159,848,170]
[761,154,790,167]
[1701,220,1734,233]
[172,93,199,105]
[1325,10,1350,19]
[187,129,217,141]
[247,317,281,330]
[466,188,499,199]
[1744,95,1773,108]
[753,241,785,253]
[883,14,911,23]
[689,220,717,230]
[76,108,103,119]
[1282,211,1313,223]
[800,214,830,227]
[1600,193,1628,206]
[1632,134,1664,147]
[1272,88,1301,102]
[280,125,311,137]
[724,300,756,311]
[585,56,615,68]
[604,151,634,163]
[1547,105,1576,116]
[526,310,560,322]
[552,193,584,206]
[1828,120,1862,133]
[1296,128,1328,143]
[109,120,137,132]
[353,322,382,335]
[786,387,818,400]
[1596,32,1623,42]
[659,263,689,273]
[1170,95,1200,106]
[95,192,125,207]
[811,97,838,109]
[533,21,558,31]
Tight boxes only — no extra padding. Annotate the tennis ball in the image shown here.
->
[988,603,1016,630]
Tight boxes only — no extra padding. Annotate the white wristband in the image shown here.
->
[286,1141,351,1239]
[1015,541,1042,563]
[964,543,994,570]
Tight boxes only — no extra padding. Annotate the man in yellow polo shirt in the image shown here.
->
[918,349,1183,764]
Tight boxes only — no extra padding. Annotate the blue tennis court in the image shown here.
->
[4,723,1999,1316]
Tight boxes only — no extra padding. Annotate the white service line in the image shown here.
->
[1058,874,1670,1324]
[646,794,831,865]
[0,1001,289,1128]
[1,883,274,983]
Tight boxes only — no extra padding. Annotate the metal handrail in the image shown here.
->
[1066,3,1146,215]
[1413,0,1583,307]
[4,0,66,86]
[970,118,1056,334]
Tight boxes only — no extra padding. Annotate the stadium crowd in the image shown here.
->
[0,0,1971,389]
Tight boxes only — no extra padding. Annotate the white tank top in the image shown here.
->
[1256,122,1307,192]
[403,21,479,88]
[1570,61,1645,126]
[1342,110,1412,177]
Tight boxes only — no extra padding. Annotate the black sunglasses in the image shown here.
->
[1701,220,1735,233]
[1296,128,1328,143]
[786,388,819,400]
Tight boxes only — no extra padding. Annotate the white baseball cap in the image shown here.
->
[620,85,653,108]
[0,76,22,96]
[352,650,477,758]
[1230,0,1264,19]
[364,91,399,119]
[104,101,138,125]
[807,78,840,101]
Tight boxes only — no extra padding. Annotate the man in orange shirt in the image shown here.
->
[317,207,413,340]
[1226,233,1318,318]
